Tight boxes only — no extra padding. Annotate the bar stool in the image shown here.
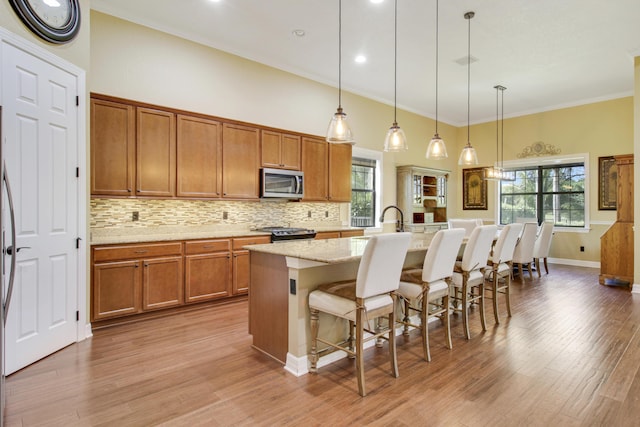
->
[308,232,412,397]
[397,228,465,361]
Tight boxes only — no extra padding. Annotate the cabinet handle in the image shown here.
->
[127,188,132,193]
[134,250,148,254]
[134,264,139,268]
[144,263,149,267]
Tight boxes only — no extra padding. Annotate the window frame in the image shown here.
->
[351,147,383,230]
[497,153,590,232]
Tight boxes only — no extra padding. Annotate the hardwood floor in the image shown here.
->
[5,265,640,426]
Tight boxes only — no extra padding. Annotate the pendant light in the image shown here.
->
[326,0,355,143]
[458,11,478,165]
[484,85,505,180]
[383,0,408,152]
[425,0,447,159]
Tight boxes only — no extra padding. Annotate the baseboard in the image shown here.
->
[632,284,640,294]
[84,323,93,340]
[548,257,600,269]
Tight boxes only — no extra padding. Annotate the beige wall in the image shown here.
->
[89,11,635,264]
[635,57,640,285]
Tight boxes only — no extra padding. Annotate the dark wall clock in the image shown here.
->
[8,0,81,44]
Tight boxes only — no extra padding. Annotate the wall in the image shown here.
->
[453,97,633,263]
[89,11,635,264]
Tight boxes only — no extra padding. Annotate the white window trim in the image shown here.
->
[352,146,383,232]
[497,153,590,233]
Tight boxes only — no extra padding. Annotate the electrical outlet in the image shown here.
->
[325,211,329,218]
[132,211,139,221]
[580,246,585,252]
[307,210,312,218]
[223,211,228,220]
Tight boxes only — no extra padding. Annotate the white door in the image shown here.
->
[2,41,79,375]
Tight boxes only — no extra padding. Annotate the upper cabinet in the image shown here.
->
[222,123,260,199]
[261,130,301,170]
[90,94,351,202]
[91,98,135,196]
[177,115,222,198]
[328,143,352,202]
[136,107,176,197]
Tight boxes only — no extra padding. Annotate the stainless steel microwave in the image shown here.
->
[261,168,304,199]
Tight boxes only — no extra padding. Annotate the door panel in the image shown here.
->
[2,42,79,374]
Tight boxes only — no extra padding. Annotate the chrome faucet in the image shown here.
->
[379,205,405,232]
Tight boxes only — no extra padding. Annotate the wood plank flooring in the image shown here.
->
[5,265,640,426]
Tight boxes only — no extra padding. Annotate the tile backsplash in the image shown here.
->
[90,198,344,230]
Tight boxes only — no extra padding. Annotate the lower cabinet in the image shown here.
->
[315,229,364,240]
[91,235,271,323]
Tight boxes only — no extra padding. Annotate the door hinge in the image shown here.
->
[76,167,79,178]
[76,310,80,321]
[76,96,79,106]
[76,237,82,249]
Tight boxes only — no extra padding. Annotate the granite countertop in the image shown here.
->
[90,224,364,245]
[245,232,433,264]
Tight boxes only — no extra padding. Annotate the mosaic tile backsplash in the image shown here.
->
[90,198,344,230]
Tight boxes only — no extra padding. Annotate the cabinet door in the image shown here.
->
[281,134,301,170]
[328,143,352,202]
[315,231,341,240]
[260,130,282,169]
[222,123,259,199]
[184,253,231,303]
[90,98,135,196]
[136,107,176,197]
[232,250,250,295]
[142,256,183,310]
[301,137,328,201]
[177,115,222,198]
[93,260,141,320]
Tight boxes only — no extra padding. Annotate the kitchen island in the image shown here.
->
[247,233,435,376]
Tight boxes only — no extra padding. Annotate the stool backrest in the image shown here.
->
[533,222,554,258]
[356,232,412,299]
[512,222,538,263]
[448,218,483,238]
[461,225,497,272]
[492,223,523,264]
[422,228,465,283]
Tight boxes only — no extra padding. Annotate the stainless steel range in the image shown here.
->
[257,226,316,242]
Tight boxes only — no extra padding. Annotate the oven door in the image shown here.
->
[261,168,303,199]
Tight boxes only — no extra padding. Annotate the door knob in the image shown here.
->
[5,246,30,255]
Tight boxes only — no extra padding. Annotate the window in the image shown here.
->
[351,157,376,227]
[499,159,586,228]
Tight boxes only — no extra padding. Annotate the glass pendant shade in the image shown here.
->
[458,143,478,165]
[326,107,354,143]
[426,133,447,159]
[484,166,504,181]
[383,122,408,152]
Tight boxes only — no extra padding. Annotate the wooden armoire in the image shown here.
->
[599,154,634,287]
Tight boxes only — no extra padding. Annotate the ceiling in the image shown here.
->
[90,0,640,126]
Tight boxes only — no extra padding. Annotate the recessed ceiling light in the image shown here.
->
[355,55,367,64]
[292,29,306,37]
[370,0,384,4]
[209,0,222,3]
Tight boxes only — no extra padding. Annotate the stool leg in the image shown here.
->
[355,305,366,397]
[505,271,512,317]
[462,275,470,340]
[310,308,319,373]
[421,292,430,362]
[348,320,355,359]
[389,294,399,378]
[402,299,411,337]
[443,293,452,350]
[479,280,486,332]
[492,267,500,324]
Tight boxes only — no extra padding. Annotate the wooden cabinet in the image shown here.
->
[136,107,176,197]
[397,165,449,229]
[92,242,183,320]
[184,240,231,303]
[315,229,363,240]
[177,115,222,198]
[222,123,260,199]
[90,98,135,196]
[328,143,352,202]
[261,130,301,170]
[301,137,328,201]
[142,256,183,310]
[232,236,271,295]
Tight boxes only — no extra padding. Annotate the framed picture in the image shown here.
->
[463,168,487,210]
[599,156,617,210]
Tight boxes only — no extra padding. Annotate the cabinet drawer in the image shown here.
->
[185,239,230,254]
[93,242,183,262]
[315,231,341,240]
[232,236,271,250]
[341,230,364,238]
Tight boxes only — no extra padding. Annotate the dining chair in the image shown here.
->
[308,232,412,397]
[450,225,497,339]
[396,228,465,361]
[484,223,522,324]
[533,222,554,276]
[511,222,538,280]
